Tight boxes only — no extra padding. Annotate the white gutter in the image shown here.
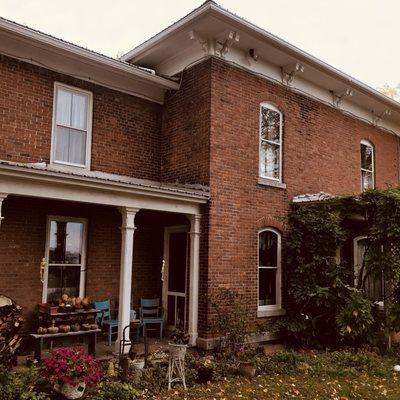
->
[0,17,179,91]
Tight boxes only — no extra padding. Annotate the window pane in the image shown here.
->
[49,221,83,264]
[68,129,86,165]
[71,93,88,130]
[54,126,70,163]
[49,221,67,264]
[47,265,80,302]
[362,170,373,191]
[361,144,373,171]
[65,222,83,264]
[259,231,278,267]
[259,268,277,306]
[260,142,280,179]
[261,107,280,142]
[56,89,72,126]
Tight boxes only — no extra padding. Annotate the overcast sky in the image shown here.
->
[0,0,398,90]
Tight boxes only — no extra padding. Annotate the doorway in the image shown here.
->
[162,226,188,330]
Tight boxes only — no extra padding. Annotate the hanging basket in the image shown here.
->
[54,382,86,399]
[168,343,187,359]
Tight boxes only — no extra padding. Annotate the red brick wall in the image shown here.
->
[161,59,211,186]
[202,58,400,336]
[0,54,162,180]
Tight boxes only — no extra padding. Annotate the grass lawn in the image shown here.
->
[153,373,400,399]
[149,351,400,400]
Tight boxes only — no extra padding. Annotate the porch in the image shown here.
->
[0,161,209,354]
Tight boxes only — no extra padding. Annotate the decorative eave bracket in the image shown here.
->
[331,88,353,108]
[188,30,209,54]
[372,109,391,126]
[0,193,8,228]
[215,31,240,58]
[281,62,305,85]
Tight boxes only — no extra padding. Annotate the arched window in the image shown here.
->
[259,103,283,182]
[353,236,383,306]
[360,140,374,191]
[258,228,282,312]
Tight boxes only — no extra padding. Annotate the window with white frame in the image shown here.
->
[353,236,383,306]
[52,83,92,168]
[360,140,374,191]
[259,103,283,181]
[258,228,281,310]
[43,217,87,303]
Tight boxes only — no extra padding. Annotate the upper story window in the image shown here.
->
[52,83,92,169]
[360,140,374,191]
[258,228,282,313]
[259,103,283,182]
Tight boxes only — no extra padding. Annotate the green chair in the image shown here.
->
[140,298,164,339]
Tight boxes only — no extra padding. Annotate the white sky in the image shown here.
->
[0,0,398,89]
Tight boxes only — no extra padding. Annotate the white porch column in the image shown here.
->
[187,213,201,346]
[116,206,140,353]
[0,193,8,228]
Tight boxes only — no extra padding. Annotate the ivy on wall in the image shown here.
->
[273,188,400,349]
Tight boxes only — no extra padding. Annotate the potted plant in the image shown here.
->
[42,346,102,399]
[168,328,189,358]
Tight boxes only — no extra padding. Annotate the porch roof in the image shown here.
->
[0,160,209,215]
[0,160,209,201]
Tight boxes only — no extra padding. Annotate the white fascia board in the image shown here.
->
[0,164,209,212]
[122,1,400,116]
[0,17,179,103]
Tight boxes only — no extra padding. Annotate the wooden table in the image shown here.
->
[30,329,101,361]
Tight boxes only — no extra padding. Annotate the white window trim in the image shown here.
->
[353,235,384,308]
[50,82,93,170]
[259,102,283,183]
[360,139,375,192]
[42,216,88,303]
[257,227,283,315]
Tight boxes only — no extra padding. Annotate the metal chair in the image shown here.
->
[139,298,164,339]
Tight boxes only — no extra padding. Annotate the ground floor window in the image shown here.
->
[43,217,87,303]
[353,236,384,306]
[258,228,282,311]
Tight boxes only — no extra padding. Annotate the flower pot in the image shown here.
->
[132,358,145,370]
[54,382,86,399]
[168,343,187,359]
[239,362,256,378]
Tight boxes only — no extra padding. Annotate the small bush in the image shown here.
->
[91,380,140,400]
[0,366,48,400]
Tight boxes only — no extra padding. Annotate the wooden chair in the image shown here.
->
[140,298,164,339]
[94,300,118,346]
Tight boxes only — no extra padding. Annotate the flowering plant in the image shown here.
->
[42,347,102,387]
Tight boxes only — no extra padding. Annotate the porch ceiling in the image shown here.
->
[0,160,209,214]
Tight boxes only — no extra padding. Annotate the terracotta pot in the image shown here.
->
[239,362,256,378]
[54,382,86,399]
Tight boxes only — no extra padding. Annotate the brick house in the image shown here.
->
[1,1,400,350]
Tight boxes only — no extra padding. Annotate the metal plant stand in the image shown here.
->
[167,344,187,390]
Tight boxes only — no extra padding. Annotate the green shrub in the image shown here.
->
[0,366,48,400]
[92,380,140,400]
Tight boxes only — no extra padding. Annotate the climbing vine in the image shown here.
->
[273,188,400,349]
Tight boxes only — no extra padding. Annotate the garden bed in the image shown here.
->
[3,348,400,399]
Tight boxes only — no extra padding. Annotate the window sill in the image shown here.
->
[258,177,287,189]
[257,308,286,318]
[49,162,90,173]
